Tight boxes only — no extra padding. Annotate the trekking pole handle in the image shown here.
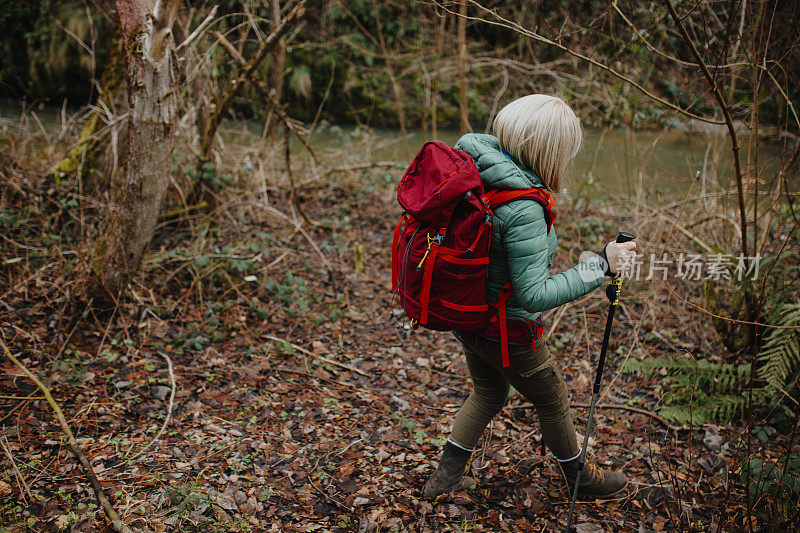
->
[605,232,635,303]
[615,231,636,244]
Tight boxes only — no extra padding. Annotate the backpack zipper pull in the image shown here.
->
[416,248,430,271]
[416,234,435,270]
[416,233,444,271]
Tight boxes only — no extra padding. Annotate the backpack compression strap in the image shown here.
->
[391,215,405,291]
[496,283,515,367]
[418,228,446,325]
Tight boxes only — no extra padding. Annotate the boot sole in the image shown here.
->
[422,479,464,500]
[571,479,630,502]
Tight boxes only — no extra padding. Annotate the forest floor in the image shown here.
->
[0,145,796,532]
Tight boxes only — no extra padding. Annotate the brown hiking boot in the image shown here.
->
[558,457,628,499]
[422,441,472,499]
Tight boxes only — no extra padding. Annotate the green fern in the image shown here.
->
[621,357,750,394]
[758,303,800,393]
[658,395,749,425]
[621,356,753,424]
[744,453,800,502]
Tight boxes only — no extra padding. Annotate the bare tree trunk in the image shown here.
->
[431,9,447,139]
[87,0,180,308]
[372,1,409,155]
[265,0,286,138]
[458,0,471,135]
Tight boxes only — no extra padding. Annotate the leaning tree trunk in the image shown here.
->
[87,0,179,308]
[51,24,128,187]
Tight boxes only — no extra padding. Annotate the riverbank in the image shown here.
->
[1,97,790,204]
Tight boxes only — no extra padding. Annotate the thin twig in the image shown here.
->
[636,201,717,255]
[0,398,30,424]
[263,334,368,376]
[509,400,676,429]
[200,0,306,158]
[176,5,219,52]
[284,126,317,226]
[610,0,746,69]
[119,352,176,464]
[0,394,45,400]
[250,200,333,275]
[210,27,320,165]
[439,0,726,125]
[1,339,134,533]
[664,282,800,330]
[1,434,32,502]
[546,301,570,340]
[663,0,748,258]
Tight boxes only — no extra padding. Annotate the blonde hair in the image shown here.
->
[492,94,582,191]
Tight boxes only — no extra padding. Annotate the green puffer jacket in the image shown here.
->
[454,133,605,323]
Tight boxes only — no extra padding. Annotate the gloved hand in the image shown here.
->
[598,239,637,276]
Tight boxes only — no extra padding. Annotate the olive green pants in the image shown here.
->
[448,338,580,461]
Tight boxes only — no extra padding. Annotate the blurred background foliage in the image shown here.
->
[2,0,798,129]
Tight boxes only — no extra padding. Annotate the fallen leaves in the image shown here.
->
[0,184,789,533]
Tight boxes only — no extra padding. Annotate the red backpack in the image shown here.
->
[391,141,555,367]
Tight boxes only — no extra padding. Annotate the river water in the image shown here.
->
[1,99,785,199]
[229,120,785,199]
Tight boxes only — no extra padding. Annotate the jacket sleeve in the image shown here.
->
[501,202,605,313]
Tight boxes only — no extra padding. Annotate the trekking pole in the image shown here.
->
[565,231,636,533]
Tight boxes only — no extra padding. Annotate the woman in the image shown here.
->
[422,94,637,500]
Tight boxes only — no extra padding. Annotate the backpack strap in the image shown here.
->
[482,188,556,233]
[482,188,555,367]
[418,228,446,325]
[496,283,515,367]
[494,287,545,368]
[391,215,405,291]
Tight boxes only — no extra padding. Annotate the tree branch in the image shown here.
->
[210,29,318,164]
[610,0,748,69]
[199,0,306,158]
[176,4,218,52]
[442,0,727,125]
[663,0,748,259]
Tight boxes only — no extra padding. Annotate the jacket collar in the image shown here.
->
[455,133,546,191]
